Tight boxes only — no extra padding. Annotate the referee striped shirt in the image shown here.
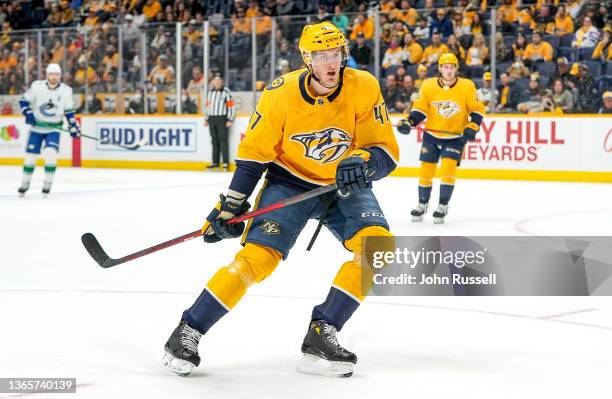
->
[205,87,235,121]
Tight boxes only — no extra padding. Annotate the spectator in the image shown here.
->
[245,1,259,18]
[382,37,406,70]
[78,94,103,114]
[451,11,467,38]
[101,45,119,75]
[466,33,488,66]
[512,32,528,60]
[122,14,140,47]
[127,90,145,114]
[507,58,530,80]
[495,32,512,63]
[74,56,98,91]
[592,29,612,60]
[44,3,62,27]
[391,21,408,43]
[315,5,332,23]
[517,76,546,113]
[496,72,521,112]
[495,10,515,35]
[59,0,73,26]
[381,74,405,113]
[477,72,499,112]
[573,16,600,48]
[533,4,555,34]
[148,54,175,91]
[553,57,572,85]
[184,19,203,44]
[517,6,534,31]
[446,34,466,64]
[567,62,597,112]
[380,23,393,45]
[396,65,407,83]
[151,25,170,50]
[592,2,610,29]
[392,0,419,27]
[421,32,449,66]
[546,78,574,113]
[401,74,418,108]
[332,5,349,33]
[350,32,371,70]
[142,0,162,21]
[498,0,518,24]
[599,91,612,114]
[468,13,488,36]
[186,66,205,94]
[554,5,575,36]
[415,64,428,88]
[413,17,430,40]
[275,0,294,17]
[340,0,358,13]
[430,8,453,38]
[523,31,553,65]
[254,8,272,36]
[403,32,423,65]
[232,7,251,35]
[350,14,374,40]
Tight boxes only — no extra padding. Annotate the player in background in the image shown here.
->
[18,63,80,196]
[397,53,485,223]
[163,22,399,378]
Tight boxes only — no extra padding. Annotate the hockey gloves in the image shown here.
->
[24,109,35,126]
[463,123,478,142]
[67,113,81,138]
[202,194,250,243]
[397,116,417,135]
[69,124,81,138]
[336,149,374,198]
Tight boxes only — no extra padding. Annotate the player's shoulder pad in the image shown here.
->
[61,83,74,95]
[31,80,46,88]
[265,69,302,92]
[457,77,477,91]
[345,67,380,90]
[421,77,438,89]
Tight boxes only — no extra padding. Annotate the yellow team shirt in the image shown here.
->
[524,41,553,62]
[237,68,399,186]
[555,15,574,35]
[142,1,162,20]
[391,8,419,26]
[350,19,375,40]
[405,42,423,64]
[422,44,449,66]
[592,41,612,60]
[411,77,486,139]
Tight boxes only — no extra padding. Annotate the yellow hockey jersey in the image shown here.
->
[237,68,399,186]
[411,77,486,139]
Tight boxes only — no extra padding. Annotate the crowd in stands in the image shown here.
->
[0,0,610,114]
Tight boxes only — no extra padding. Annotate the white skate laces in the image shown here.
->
[180,324,201,353]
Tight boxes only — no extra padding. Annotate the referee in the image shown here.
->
[205,74,235,171]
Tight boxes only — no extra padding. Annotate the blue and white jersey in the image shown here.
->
[20,80,75,133]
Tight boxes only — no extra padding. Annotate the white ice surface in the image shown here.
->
[0,166,611,399]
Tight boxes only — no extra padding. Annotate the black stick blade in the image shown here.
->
[81,233,118,268]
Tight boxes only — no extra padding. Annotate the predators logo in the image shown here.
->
[432,100,460,119]
[291,127,352,164]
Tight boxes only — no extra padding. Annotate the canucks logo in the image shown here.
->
[432,100,460,119]
[291,127,352,164]
[39,99,57,117]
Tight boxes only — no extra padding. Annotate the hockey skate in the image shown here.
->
[222,163,229,172]
[42,182,52,197]
[206,163,220,171]
[163,320,202,376]
[17,182,30,197]
[410,202,428,222]
[433,204,449,224]
[296,320,357,378]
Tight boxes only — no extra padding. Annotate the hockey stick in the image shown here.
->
[36,121,145,150]
[81,183,337,268]
[395,123,464,136]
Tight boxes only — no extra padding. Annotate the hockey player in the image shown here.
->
[163,22,399,378]
[397,53,485,223]
[18,63,80,196]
